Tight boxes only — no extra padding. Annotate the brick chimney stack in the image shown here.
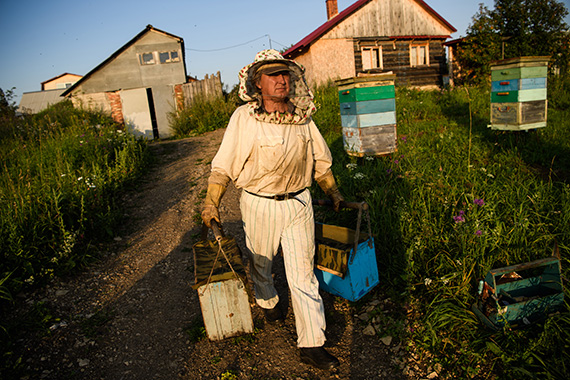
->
[326,0,338,20]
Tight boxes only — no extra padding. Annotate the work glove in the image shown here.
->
[201,183,227,228]
[317,172,344,212]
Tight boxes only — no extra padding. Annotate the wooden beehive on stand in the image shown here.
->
[488,56,550,131]
[335,73,397,156]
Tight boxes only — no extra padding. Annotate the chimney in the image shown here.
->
[326,0,338,20]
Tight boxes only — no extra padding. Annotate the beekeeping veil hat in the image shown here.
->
[238,49,316,124]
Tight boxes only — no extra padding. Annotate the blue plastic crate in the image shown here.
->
[314,203,379,302]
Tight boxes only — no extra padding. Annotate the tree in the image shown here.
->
[455,4,503,83]
[0,87,17,116]
[455,0,569,84]
[0,88,19,140]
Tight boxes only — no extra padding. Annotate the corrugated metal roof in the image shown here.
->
[19,89,66,114]
[284,0,456,59]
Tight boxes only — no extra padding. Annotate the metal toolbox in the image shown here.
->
[472,256,564,330]
[313,201,379,302]
[193,223,253,340]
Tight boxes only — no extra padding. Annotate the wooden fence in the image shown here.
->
[177,72,223,108]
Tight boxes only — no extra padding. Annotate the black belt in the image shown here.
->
[245,188,305,201]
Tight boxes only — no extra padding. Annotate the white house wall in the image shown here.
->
[120,88,154,138]
[151,84,176,138]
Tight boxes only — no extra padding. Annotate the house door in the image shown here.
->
[120,88,159,139]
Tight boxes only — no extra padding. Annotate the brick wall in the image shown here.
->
[106,91,124,124]
[174,84,184,111]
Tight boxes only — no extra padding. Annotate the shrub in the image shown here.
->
[169,95,236,137]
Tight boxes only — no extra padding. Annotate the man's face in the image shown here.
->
[257,71,291,100]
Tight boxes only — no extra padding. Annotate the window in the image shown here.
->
[410,43,429,67]
[159,51,180,64]
[55,82,73,89]
[361,47,383,70]
[140,52,156,65]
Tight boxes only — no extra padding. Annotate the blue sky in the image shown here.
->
[1,0,568,103]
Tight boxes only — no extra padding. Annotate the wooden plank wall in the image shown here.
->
[354,39,447,87]
[181,71,223,106]
[326,0,454,39]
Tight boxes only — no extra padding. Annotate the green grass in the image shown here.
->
[0,99,149,315]
[168,94,238,138]
[310,77,570,379]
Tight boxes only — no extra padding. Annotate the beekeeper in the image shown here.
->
[201,49,343,370]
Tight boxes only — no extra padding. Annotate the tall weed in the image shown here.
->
[0,101,148,299]
[169,95,236,137]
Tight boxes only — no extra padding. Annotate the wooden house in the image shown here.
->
[284,0,456,87]
[63,25,189,139]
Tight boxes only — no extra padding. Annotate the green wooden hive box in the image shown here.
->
[335,73,397,157]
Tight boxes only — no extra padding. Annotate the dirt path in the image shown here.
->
[10,129,419,380]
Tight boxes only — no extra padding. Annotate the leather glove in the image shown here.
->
[201,183,227,228]
[317,172,344,212]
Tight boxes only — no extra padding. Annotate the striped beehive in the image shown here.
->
[488,56,550,131]
[335,74,397,156]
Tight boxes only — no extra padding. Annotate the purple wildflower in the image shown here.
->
[453,214,465,223]
[474,198,485,206]
[475,230,483,236]
[386,168,393,174]
[400,136,407,143]
[394,160,399,165]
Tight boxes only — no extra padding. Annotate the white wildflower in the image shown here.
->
[346,163,358,171]
[77,177,83,181]
[424,278,432,286]
[365,156,374,162]
[353,172,365,180]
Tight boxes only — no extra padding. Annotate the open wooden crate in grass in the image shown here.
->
[472,256,564,330]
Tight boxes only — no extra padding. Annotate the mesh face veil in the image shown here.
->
[238,49,316,125]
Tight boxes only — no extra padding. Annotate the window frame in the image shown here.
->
[409,42,430,67]
[159,51,181,64]
[361,46,383,71]
[139,52,156,66]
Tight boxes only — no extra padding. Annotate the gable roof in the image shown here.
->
[284,0,456,59]
[62,25,185,96]
[41,73,82,90]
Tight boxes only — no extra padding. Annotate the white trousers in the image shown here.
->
[240,189,326,348]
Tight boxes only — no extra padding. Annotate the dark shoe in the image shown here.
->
[262,306,284,323]
[300,346,340,370]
